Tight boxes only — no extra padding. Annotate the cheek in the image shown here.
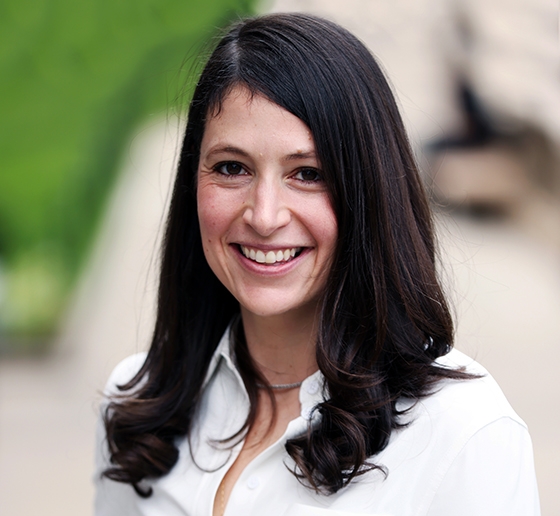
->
[198,203,219,236]
[197,188,221,262]
[324,209,338,248]
[197,185,222,234]
[309,201,338,252]
[197,185,240,249]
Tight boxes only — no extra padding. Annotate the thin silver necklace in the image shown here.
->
[257,381,303,390]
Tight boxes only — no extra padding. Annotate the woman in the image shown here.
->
[95,13,540,516]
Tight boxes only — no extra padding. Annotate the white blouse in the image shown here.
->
[94,329,541,516]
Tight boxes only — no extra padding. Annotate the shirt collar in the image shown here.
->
[201,323,326,421]
[201,323,238,390]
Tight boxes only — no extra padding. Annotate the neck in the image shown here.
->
[240,306,319,386]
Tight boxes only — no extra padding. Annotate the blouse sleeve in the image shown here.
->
[426,416,541,516]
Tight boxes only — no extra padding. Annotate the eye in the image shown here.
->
[214,161,246,176]
[294,168,322,182]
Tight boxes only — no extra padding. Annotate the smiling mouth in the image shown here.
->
[239,245,303,265]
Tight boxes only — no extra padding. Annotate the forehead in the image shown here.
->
[201,85,315,155]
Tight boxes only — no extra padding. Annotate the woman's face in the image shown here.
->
[197,86,337,321]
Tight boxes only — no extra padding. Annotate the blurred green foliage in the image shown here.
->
[0,0,256,349]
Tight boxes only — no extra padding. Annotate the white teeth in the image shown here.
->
[240,246,301,265]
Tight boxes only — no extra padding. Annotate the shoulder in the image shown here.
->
[401,348,527,451]
[415,350,540,515]
[382,348,529,476]
[426,348,525,430]
[103,352,148,397]
[374,350,538,514]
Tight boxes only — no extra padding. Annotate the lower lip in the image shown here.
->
[232,245,309,275]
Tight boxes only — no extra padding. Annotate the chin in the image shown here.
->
[237,292,320,321]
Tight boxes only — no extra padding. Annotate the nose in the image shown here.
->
[242,175,291,236]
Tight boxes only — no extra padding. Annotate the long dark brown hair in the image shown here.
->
[103,13,469,496]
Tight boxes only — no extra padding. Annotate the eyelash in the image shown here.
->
[211,161,323,183]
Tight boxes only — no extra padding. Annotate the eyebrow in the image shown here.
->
[205,145,317,162]
[284,151,317,161]
[206,146,250,159]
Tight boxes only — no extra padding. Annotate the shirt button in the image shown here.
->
[247,476,260,489]
[305,380,319,395]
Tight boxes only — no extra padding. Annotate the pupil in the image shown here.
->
[301,169,317,181]
[227,163,242,175]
